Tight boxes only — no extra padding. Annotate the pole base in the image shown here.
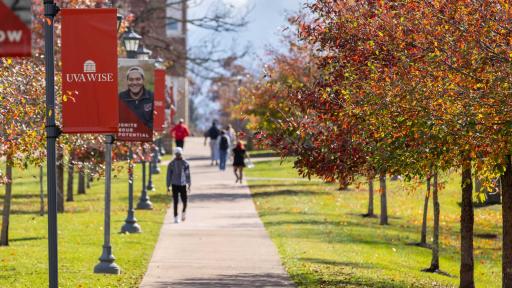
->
[94,261,121,274]
[121,221,141,234]
[136,200,153,210]
[94,246,121,274]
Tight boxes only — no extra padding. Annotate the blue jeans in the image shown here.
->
[219,149,228,170]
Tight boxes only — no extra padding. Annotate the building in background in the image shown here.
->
[115,0,189,128]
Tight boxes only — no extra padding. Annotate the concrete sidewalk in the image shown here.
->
[140,137,295,288]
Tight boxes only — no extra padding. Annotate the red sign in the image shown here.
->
[154,69,166,132]
[0,0,31,57]
[117,59,155,142]
[61,9,118,134]
[169,85,176,124]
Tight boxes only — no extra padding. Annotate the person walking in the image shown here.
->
[226,124,237,160]
[218,130,231,171]
[170,118,190,149]
[226,124,237,146]
[166,147,191,223]
[204,121,221,165]
[233,141,249,183]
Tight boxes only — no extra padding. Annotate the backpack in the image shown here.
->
[219,135,229,150]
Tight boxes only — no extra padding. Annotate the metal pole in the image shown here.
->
[121,146,141,233]
[126,51,137,59]
[44,1,60,287]
[94,135,121,274]
[136,151,153,209]
[146,147,155,191]
[151,144,161,174]
[157,137,165,157]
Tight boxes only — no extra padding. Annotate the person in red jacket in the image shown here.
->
[170,119,190,148]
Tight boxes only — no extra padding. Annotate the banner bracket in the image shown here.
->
[104,135,116,145]
[44,1,60,17]
[46,125,62,139]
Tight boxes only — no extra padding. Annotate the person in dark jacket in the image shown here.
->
[204,121,221,165]
[119,66,154,129]
[166,147,191,223]
[218,130,231,171]
[233,141,249,183]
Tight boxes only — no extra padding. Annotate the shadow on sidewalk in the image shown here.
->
[153,273,294,287]
[189,193,252,202]
[185,156,211,161]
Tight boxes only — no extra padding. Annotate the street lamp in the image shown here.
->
[43,1,60,287]
[117,13,123,32]
[134,44,155,207]
[93,135,120,274]
[146,145,156,191]
[120,26,144,232]
[136,43,152,60]
[137,146,153,210]
[121,145,141,233]
[150,142,160,175]
[122,27,142,59]
[94,14,125,275]
[155,57,164,69]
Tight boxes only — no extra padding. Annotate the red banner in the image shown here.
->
[154,69,166,132]
[61,9,118,134]
[0,0,31,57]
[117,59,155,142]
[169,84,176,124]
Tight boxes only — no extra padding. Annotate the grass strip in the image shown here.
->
[247,159,501,287]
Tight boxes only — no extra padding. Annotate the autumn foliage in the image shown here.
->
[241,0,512,286]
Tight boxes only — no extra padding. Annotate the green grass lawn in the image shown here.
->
[247,159,501,287]
[247,149,279,158]
[0,156,172,287]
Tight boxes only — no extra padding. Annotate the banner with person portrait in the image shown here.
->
[117,58,155,142]
[0,0,31,57]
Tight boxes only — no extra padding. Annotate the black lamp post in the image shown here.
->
[146,145,156,191]
[136,43,152,60]
[137,147,153,209]
[122,27,142,59]
[94,135,120,274]
[131,44,156,202]
[120,26,144,232]
[43,1,60,287]
[94,12,125,274]
[116,13,123,31]
[120,147,141,233]
[135,44,154,209]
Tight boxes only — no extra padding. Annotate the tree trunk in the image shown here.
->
[420,177,431,245]
[501,155,512,287]
[367,177,375,217]
[86,171,91,189]
[460,160,474,288]
[430,173,440,270]
[39,166,44,216]
[1,159,13,246]
[78,169,86,195]
[379,172,388,225]
[66,160,74,202]
[57,148,64,213]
